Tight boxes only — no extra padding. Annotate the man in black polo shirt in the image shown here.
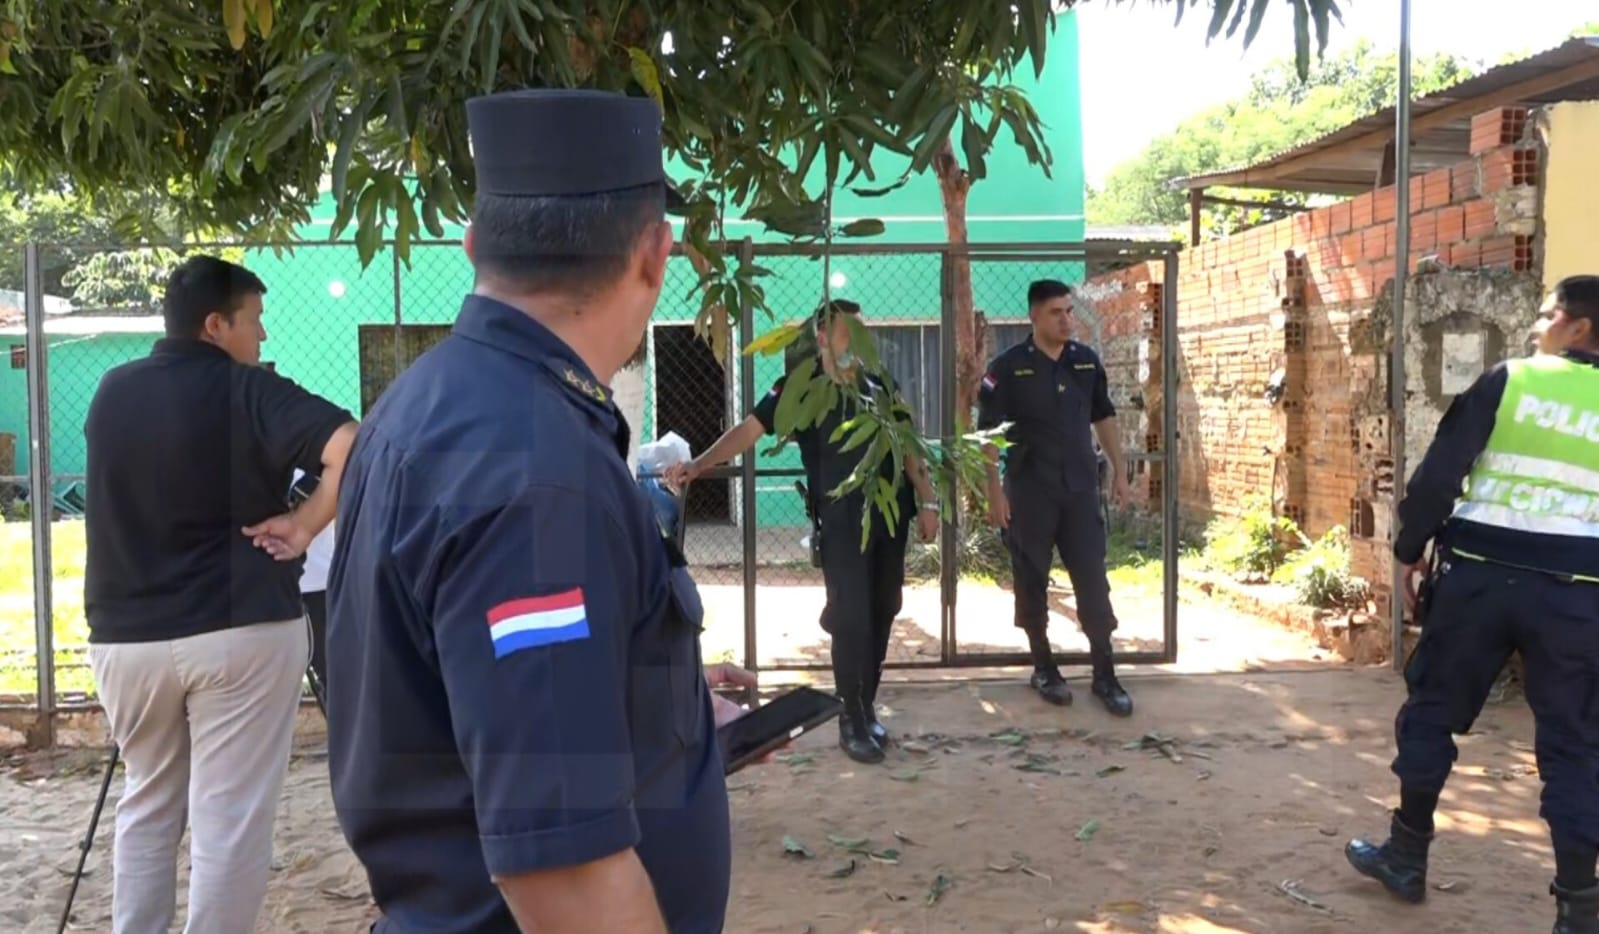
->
[83,255,357,934]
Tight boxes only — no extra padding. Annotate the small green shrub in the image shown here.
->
[1202,500,1300,581]
[1274,525,1370,609]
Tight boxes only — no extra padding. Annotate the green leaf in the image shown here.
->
[782,834,812,858]
[1020,0,1049,78]
[910,105,958,175]
[1076,819,1100,842]
[850,172,911,198]
[835,127,875,183]
[1241,0,1271,47]
[627,47,664,107]
[773,356,817,435]
[834,417,878,453]
[960,111,988,181]
[1293,0,1312,78]
[223,0,248,50]
[743,321,804,356]
[1206,0,1234,44]
[838,218,885,238]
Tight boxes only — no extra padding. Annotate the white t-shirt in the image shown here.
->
[292,469,336,594]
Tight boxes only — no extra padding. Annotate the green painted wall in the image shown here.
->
[1,13,1084,527]
[0,331,161,483]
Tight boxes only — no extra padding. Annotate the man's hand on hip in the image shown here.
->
[243,513,314,561]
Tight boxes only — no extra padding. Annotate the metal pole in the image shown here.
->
[739,290,758,674]
[24,242,56,742]
[939,249,958,664]
[1390,0,1414,671]
[391,245,404,381]
[1161,249,1180,664]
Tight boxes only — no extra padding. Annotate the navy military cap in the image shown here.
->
[466,88,685,209]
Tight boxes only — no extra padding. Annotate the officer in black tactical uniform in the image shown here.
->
[977,278,1133,716]
[1345,275,1599,934]
[669,299,940,764]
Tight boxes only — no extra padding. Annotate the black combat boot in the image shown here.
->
[1090,655,1134,717]
[1345,810,1433,903]
[1553,883,1599,934]
[864,665,890,747]
[838,694,885,764]
[1025,625,1072,706]
[1030,666,1073,706]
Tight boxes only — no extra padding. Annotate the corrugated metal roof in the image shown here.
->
[1172,37,1599,194]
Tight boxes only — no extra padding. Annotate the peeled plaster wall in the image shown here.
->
[1350,266,1543,609]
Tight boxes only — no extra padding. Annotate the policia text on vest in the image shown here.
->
[1451,354,1599,573]
[1345,273,1599,934]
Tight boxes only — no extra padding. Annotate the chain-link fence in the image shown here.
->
[1,237,1180,742]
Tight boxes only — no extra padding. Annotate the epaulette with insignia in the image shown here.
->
[563,366,609,403]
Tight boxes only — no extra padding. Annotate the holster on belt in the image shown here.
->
[796,480,823,568]
[1412,545,1445,628]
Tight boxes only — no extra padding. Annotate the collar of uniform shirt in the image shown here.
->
[1567,348,1599,367]
[1026,336,1072,361]
[452,293,621,423]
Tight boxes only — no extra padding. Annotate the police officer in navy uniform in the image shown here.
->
[977,279,1134,716]
[1345,275,1599,934]
[322,89,753,933]
[666,299,940,764]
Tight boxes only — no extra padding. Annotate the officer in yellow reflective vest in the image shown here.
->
[1345,275,1599,934]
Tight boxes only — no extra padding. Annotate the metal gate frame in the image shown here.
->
[3,237,1179,743]
[729,239,1182,674]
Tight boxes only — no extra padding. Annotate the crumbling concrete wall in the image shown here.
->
[1080,105,1547,552]
[1344,265,1543,657]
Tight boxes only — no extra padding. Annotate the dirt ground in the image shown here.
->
[1,600,1560,933]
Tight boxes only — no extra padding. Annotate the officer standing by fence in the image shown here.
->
[977,278,1133,716]
[322,89,752,933]
[1345,274,1599,934]
[667,299,940,764]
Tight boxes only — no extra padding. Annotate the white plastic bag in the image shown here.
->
[637,431,692,474]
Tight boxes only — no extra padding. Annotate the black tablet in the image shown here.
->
[717,686,843,775]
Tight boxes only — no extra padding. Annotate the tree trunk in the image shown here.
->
[935,136,984,430]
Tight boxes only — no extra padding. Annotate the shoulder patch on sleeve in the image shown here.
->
[486,588,590,658]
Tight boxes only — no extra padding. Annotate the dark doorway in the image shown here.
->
[652,324,731,524]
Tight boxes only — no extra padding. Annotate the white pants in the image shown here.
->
[89,617,310,934]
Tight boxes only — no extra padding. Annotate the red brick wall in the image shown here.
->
[1082,264,1162,506]
[1086,106,1544,574]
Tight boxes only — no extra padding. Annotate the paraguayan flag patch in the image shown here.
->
[486,588,590,658]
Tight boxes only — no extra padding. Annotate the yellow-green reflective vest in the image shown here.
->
[1452,353,1599,540]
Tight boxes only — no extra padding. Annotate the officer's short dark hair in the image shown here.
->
[781,300,861,371]
[1555,275,1599,338]
[814,298,862,326]
[163,256,268,338]
[1027,279,1074,308]
[470,181,667,294]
